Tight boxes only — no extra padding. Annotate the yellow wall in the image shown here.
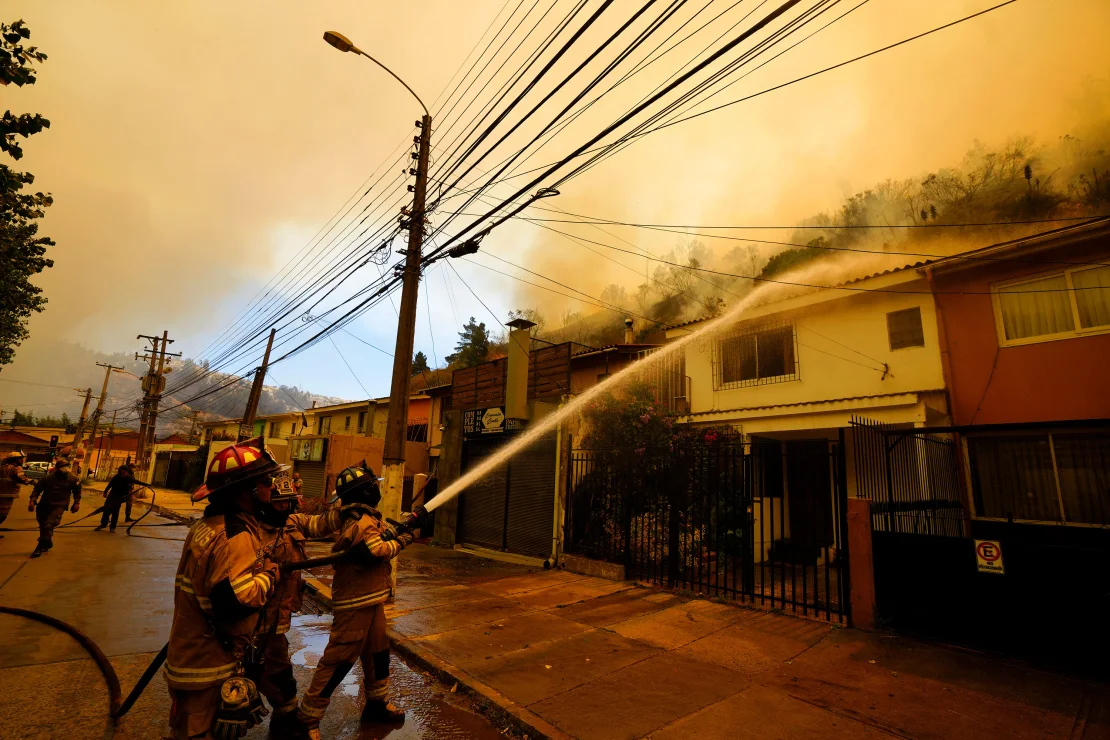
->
[673,279,946,424]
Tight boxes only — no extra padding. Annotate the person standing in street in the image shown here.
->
[291,472,303,497]
[165,439,369,740]
[27,457,82,558]
[295,462,425,737]
[0,450,32,538]
[96,464,135,532]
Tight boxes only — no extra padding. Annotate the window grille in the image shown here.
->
[713,321,798,390]
[887,307,925,350]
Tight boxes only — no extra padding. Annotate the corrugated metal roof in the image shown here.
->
[683,391,928,417]
[570,343,660,359]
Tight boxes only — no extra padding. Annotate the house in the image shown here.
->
[432,319,661,563]
[0,427,74,462]
[287,393,433,501]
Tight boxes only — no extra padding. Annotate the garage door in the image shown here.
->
[457,433,556,557]
[294,460,326,500]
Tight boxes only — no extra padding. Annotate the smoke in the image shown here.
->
[7,0,1110,401]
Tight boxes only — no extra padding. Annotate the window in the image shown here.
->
[993,265,1110,345]
[317,416,331,435]
[967,431,1109,525]
[886,307,925,350]
[715,323,797,389]
[357,411,366,433]
[269,422,278,438]
[344,415,351,431]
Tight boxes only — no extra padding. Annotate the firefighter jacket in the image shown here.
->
[258,510,344,635]
[330,509,407,613]
[30,470,81,508]
[165,509,279,690]
[0,462,30,500]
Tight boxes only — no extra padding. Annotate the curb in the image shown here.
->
[388,630,575,740]
[147,503,197,525]
[299,577,570,740]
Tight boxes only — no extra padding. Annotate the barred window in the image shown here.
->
[887,307,925,350]
[715,323,797,389]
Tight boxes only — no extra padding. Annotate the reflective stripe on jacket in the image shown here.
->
[331,510,405,612]
[164,510,277,691]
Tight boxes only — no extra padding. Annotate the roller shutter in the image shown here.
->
[505,434,557,558]
[294,460,326,500]
[458,438,508,551]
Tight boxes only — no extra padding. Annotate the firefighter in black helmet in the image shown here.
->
[295,461,427,737]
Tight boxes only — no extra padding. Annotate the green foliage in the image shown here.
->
[411,350,430,376]
[0,19,52,367]
[580,379,726,453]
[759,238,828,280]
[7,409,69,427]
[445,316,490,369]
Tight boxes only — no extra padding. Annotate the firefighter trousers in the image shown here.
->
[249,631,299,716]
[100,496,126,530]
[168,685,222,740]
[297,603,390,727]
[36,504,66,548]
[0,494,15,529]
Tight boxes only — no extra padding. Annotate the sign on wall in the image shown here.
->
[462,407,526,437]
[974,539,1004,574]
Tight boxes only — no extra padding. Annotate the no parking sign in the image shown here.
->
[975,540,1004,575]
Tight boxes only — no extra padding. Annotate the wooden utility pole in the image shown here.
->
[100,409,118,478]
[85,362,123,472]
[380,114,432,525]
[135,331,181,473]
[71,388,93,467]
[239,328,276,442]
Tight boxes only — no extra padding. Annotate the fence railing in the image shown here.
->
[566,440,848,622]
[851,416,966,537]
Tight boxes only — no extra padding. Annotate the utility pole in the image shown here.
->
[85,362,123,475]
[135,331,180,475]
[239,328,276,442]
[100,409,118,478]
[380,113,431,525]
[71,388,93,466]
[187,410,200,445]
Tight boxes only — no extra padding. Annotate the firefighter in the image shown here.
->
[28,456,81,558]
[96,464,135,532]
[165,439,370,740]
[295,462,426,737]
[0,450,32,538]
[250,470,353,736]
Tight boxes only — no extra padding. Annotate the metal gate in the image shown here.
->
[457,433,557,558]
[851,416,1110,675]
[566,438,849,623]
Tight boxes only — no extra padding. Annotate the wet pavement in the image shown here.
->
[0,486,512,740]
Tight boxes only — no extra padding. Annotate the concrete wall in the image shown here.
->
[932,238,1110,425]
[675,280,945,420]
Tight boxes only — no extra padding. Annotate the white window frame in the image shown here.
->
[991,265,1110,347]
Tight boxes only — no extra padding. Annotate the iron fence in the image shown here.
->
[565,439,848,622]
[851,416,966,537]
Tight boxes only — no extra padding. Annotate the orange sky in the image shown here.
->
[8,0,1110,399]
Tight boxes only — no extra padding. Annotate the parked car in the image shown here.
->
[23,461,49,481]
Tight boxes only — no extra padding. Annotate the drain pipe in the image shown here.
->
[546,396,568,570]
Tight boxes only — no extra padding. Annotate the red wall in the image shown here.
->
[934,240,1110,425]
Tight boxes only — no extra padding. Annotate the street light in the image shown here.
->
[322,31,428,116]
[323,30,432,530]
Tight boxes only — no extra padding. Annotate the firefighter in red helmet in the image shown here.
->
[164,439,367,739]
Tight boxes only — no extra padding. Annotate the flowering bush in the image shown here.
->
[580,379,731,453]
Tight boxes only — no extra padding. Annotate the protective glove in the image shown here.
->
[28,498,37,512]
[70,502,80,514]
[213,676,268,739]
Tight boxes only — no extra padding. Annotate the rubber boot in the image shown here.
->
[360,700,405,724]
[30,545,47,558]
[267,709,302,738]
[94,525,106,531]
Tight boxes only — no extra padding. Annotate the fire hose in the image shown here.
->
[0,550,354,720]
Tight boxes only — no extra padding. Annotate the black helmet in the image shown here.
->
[330,460,381,506]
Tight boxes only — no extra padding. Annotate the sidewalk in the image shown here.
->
[356,546,1110,740]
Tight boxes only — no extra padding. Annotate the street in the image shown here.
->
[0,489,509,740]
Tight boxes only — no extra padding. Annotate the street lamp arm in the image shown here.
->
[352,49,429,116]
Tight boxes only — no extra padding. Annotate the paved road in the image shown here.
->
[0,489,508,740]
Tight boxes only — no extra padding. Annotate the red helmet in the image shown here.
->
[192,437,285,502]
